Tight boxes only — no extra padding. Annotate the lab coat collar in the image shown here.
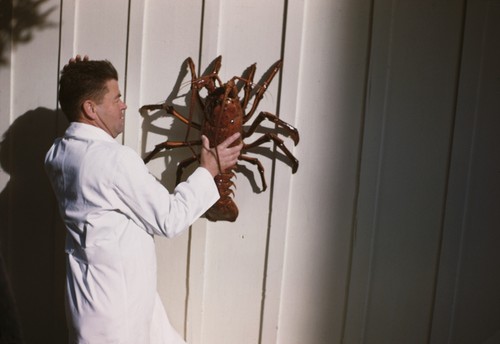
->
[65,122,117,143]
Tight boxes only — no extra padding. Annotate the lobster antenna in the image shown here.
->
[184,58,199,161]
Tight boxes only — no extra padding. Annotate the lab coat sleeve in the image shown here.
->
[112,147,219,238]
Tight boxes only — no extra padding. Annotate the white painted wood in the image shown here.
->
[73,0,129,144]
[139,0,204,338]
[123,0,146,152]
[0,0,14,289]
[59,0,76,66]
[483,330,500,344]
[198,1,288,343]
[278,0,371,343]
[1,1,66,342]
[3,0,497,343]
[74,0,129,68]
[11,9,60,114]
[430,1,500,343]
[198,0,221,69]
[0,20,12,195]
[259,1,306,343]
[343,0,465,343]
[185,219,209,343]
[186,2,222,342]
[342,1,399,341]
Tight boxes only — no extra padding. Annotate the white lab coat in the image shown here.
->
[45,122,219,343]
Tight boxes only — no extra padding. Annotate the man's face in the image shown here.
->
[94,79,127,138]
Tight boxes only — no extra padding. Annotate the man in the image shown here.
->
[45,56,242,343]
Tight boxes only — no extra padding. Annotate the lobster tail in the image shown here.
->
[205,199,238,222]
[204,170,238,222]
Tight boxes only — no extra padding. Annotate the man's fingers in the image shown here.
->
[219,132,241,149]
[201,135,210,150]
[69,55,90,64]
[203,133,242,154]
[199,134,242,175]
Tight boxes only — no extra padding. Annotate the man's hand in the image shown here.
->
[200,133,243,177]
[69,55,89,63]
[62,55,89,73]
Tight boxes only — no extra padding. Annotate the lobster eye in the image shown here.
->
[230,119,234,124]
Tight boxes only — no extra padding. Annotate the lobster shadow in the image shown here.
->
[140,57,298,193]
[139,58,201,190]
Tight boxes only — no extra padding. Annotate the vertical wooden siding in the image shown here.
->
[0,0,66,342]
[1,1,335,343]
[430,1,500,343]
[2,1,497,344]
[343,0,466,342]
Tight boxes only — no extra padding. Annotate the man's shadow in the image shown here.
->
[0,108,68,343]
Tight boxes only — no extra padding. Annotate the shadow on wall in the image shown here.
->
[140,57,296,193]
[0,108,68,343]
[0,0,56,66]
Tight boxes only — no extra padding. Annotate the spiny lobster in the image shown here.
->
[140,56,299,222]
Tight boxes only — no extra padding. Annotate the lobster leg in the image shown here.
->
[143,140,201,164]
[141,103,202,130]
[243,60,283,123]
[176,155,200,185]
[190,56,223,93]
[238,155,267,191]
[186,57,198,80]
[244,111,299,145]
[206,55,223,87]
[243,133,299,173]
[240,64,257,111]
[186,57,209,112]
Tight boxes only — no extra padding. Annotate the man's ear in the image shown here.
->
[82,100,98,120]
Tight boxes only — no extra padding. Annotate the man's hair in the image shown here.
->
[58,59,118,122]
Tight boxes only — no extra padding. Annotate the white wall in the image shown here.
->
[0,0,65,342]
[344,0,465,342]
[1,0,498,343]
[278,0,371,343]
[430,1,500,343]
